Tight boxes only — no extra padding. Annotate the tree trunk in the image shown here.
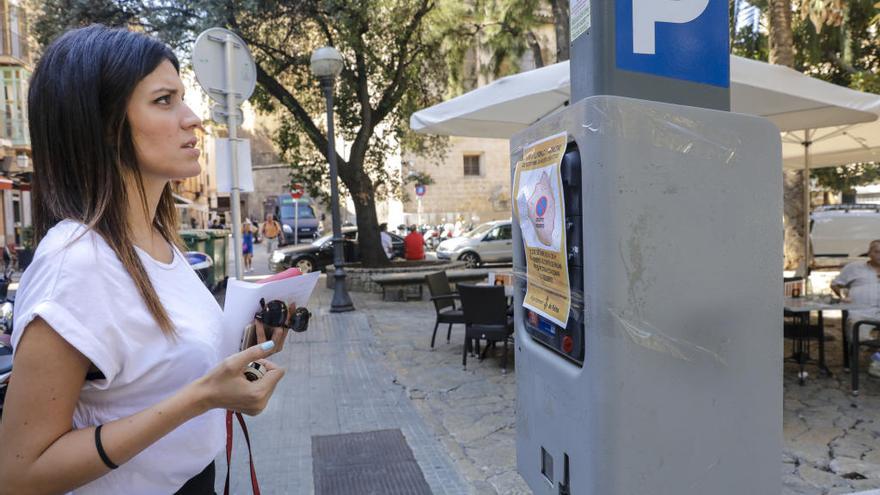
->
[769,0,803,270]
[783,170,806,270]
[768,0,795,67]
[549,0,569,62]
[343,164,388,267]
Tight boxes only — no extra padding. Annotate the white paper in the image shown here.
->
[215,138,254,193]
[220,271,320,354]
[571,0,591,42]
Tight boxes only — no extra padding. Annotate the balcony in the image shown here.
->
[0,31,28,65]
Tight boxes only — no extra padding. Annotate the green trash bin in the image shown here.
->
[179,229,209,253]
[203,229,229,291]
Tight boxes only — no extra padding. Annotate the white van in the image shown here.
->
[811,205,880,261]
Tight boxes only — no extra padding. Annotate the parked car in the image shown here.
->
[269,227,405,273]
[811,205,880,261]
[436,220,512,268]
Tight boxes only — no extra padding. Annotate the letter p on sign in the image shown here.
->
[632,0,710,54]
[615,0,729,88]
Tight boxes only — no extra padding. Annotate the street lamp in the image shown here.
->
[311,46,354,313]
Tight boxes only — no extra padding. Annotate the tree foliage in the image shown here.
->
[435,0,568,95]
[733,1,878,268]
[32,0,455,267]
[813,164,880,200]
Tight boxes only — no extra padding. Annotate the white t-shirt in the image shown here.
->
[11,220,227,494]
[832,260,880,339]
[380,231,393,259]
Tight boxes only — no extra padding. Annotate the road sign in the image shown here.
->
[291,183,305,199]
[615,0,729,88]
[191,27,257,281]
[415,184,426,197]
[192,28,257,105]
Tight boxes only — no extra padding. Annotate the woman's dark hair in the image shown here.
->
[29,25,183,334]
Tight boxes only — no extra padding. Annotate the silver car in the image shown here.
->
[436,220,513,268]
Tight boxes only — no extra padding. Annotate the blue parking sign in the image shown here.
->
[616,0,729,88]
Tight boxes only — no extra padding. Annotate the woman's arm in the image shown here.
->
[0,318,283,495]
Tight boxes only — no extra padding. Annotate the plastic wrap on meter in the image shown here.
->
[511,96,781,495]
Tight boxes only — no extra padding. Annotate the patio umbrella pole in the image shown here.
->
[803,128,813,291]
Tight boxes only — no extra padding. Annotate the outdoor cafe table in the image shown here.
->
[783,296,869,384]
[477,282,515,298]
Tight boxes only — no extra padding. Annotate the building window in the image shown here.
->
[0,67,28,146]
[463,154,481,176]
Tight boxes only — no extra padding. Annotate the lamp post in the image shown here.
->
[311,46,354,313]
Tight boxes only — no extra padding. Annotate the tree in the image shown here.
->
[735,0,880,270]
[766,0,808,272]
[813,164,880,203]
[33,0,451,268]
[438,0,568,95]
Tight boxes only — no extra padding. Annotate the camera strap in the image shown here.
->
[224,410,261,495]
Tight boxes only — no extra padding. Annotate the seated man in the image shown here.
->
[831,239,880,377]
[379,223,394,260]
[404,225,425,261]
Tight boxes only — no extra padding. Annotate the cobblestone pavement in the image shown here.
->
[782,315,880,495]
[360,290,880,495]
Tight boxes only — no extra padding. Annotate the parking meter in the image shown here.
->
[512,2,782,494]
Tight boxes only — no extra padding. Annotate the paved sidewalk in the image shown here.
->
[217,247,880,494]
[217,277,471,494]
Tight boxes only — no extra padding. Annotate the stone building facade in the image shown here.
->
[401,15,557,230]
[402,137,512,227]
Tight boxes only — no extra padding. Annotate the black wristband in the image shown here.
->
[95,424,119,470]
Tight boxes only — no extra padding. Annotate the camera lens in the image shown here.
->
[263,300,288,327]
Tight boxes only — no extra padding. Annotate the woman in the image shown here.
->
[242,222,255,272]
[0,26,287,494]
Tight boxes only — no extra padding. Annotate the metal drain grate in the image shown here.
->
[312,429,432,495]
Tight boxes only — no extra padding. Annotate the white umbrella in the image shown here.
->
[781,121,880,170]
[411,56,879,137]
[411,55,880,272]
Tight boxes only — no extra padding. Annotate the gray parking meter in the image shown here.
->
[512,2,782,494]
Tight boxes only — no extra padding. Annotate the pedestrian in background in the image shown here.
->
[0,25,287,494]
[261,213,281,254]
[242,222,255,272]
[404,225,425,261]
[379,223,393,260]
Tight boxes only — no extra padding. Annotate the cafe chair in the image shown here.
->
[849,319,880,396]
[783,309,825,385]
[457,283,514,373]
[426,271,466,348]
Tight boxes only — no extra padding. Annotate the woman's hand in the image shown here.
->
[193,342,286,416]
[253,319,290,354]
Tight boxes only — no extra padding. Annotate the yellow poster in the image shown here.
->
[513,132,570,327]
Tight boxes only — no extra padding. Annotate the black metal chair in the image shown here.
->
[425,271,466,348]
[783,309,827,384]
[849,319,880,396]
[457,283,514,373]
